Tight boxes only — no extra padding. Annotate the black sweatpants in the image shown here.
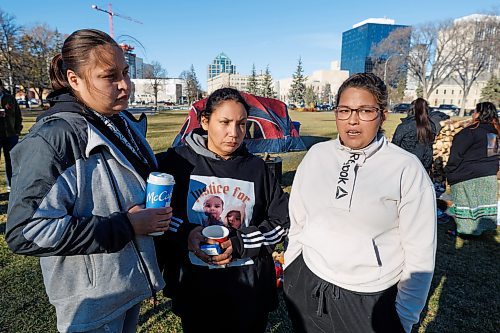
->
[284,254,405,333]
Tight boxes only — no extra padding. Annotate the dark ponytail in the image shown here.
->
[49,53,70,91]
[412,98,434,144]
[48,29,119,93]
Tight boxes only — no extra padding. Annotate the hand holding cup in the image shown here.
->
[201,225,232,265]
[127,205,172,235]
[188,226,211,263]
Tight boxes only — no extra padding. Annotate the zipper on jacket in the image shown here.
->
[100,151,158,306]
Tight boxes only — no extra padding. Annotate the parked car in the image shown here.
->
[391,103,411,113]
[316,104,333,111]
[287,103,297,109]
[434,104,460,116]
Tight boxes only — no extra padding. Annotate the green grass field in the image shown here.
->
[0,109,498,332]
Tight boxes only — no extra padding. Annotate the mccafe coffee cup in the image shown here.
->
[145,172,175,236]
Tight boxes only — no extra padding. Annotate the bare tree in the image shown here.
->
[448,15,500,116]
[143,60,166,108]
[180,64,201,105]
[371,27,410,87]
[371,22,460,100]
[0,9,23,93]
[22,24,62,106]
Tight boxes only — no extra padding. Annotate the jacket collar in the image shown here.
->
[335,133,386,166]
[37,90,87,121]
[39,90,157,169]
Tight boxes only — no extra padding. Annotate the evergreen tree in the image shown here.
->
[288,57,307,105]
[247,64,259,95]
[480,76,500,106]
[304,85,318,108]
[260,65,275,98]
[321,83,331,104]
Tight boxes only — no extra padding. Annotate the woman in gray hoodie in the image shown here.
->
[6,29,171,333]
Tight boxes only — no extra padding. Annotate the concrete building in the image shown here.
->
[207,72,268,94]
[341,18,409,74]
[135,57,144,79]
[276,61,349,104]
[208,53,237,79]
[131,78,187,104]
[426,76,489,110]
[120,44,138,79]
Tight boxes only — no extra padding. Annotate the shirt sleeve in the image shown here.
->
[391,124,404,147]
[283,157,308,269]
[396,166,437,332]
[6,122,135,256]
[230,164,290,259]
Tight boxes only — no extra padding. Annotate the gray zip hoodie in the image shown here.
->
[6,93,164,332]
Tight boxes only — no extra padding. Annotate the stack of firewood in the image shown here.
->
[432,119,473,184]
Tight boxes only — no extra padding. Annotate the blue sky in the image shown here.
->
[2,0,498,89]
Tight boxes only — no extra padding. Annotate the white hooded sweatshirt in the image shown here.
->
[285,135,437,333]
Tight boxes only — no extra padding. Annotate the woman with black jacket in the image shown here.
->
[392,98,437,173]
[155,88,289,333]
[445,102,499,236]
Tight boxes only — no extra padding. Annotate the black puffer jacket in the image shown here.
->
[392,115,437,171]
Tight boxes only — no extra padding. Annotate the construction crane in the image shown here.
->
[91,3,142,39]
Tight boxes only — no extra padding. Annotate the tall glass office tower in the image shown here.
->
[208,52,237,79]
[341,19,409,74]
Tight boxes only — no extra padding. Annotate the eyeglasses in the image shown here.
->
[334,106,381,121]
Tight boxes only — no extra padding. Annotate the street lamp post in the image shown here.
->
[383,53,401,83]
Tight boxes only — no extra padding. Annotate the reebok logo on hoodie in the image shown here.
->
[335,153,359,200]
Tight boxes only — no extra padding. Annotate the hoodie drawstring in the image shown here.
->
[312,281,341,317]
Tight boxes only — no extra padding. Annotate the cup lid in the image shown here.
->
[148,172,175,185]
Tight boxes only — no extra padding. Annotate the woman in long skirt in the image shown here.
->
[445,102,499,236]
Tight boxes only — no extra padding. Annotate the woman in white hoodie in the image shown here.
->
[284,73,437,333]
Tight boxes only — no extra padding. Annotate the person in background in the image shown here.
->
[284,73,436,333]
[445,102,499,237]
[392,98,437,174]
[155,87,289,333]
[0,79,22,191]
[6,29,171,333]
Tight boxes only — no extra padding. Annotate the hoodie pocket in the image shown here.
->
[300,221,382,284]
[41,255,96,301]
